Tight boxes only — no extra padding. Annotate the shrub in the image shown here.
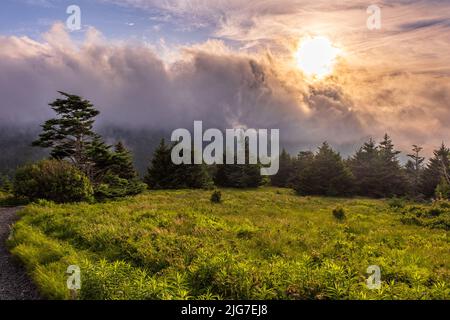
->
[210,190,222,203]
[399,203,450,230]
[427,207,443,217]
[13,159,94,203]
[332,207,346,221]
[437,200,450,209]
[94,173,147,200]
[387,197,405,209]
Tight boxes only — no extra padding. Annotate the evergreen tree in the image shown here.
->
[377,134,408,197]
[87,137,114,184]
[243,163,264,188]
[111,141,138,180]
[348,138,381,197]
[270,149,294,187]
[289,151,314,188]
[214,163,262,188]
[144,139,177,189]
[173,147,213,188]
[349,135,407,197]
[32,92,145,199]
[32,92,100,175]
[176,162,213,189]
[214,141,262,188]
[295,142,354,196]
[420,143,450,197]
[406,145,425,196]
[93,141,146,199]
[379,134,408,196]
[145,139,212,189]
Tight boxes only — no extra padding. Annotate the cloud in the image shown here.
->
[0,22,449,156]
[22,0,54,7]
[398,18,450,31]
[99,0,450,74]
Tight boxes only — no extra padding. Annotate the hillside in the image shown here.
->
[7,188,449,299]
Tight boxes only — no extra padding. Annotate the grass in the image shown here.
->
[7,188,449,300]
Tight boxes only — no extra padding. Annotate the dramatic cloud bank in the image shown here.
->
[0,12,449,155]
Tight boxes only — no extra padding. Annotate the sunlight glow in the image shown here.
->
[295,36,341,79]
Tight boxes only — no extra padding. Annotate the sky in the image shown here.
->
[0,0,450,155]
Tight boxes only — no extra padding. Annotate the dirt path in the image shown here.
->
[0,207,41,300]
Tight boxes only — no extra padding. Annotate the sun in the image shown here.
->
[295,36,341,79]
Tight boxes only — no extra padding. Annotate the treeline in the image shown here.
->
[3,92,266,203]
[2,92,450,203]
[144,139,264,190]
[272,138,450,200]
[146,135,450,200]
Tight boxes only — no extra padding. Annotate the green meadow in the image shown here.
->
[7,188,449,300]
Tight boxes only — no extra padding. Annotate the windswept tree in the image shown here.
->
[32,91,100,175]
[32,92,145,199]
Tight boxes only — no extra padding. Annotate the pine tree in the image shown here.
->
[32,92,100,175]
[32,92,145,199]
[377,134,407,197]
[406,145,425,196]
[144,139,212,189]
[241,162,263,188]
[295,142,354,196]
[270,149,294,187]
[378,134,401,165]
[421,143,450,197]
[86,137,114,184]
[348,138,381,197]
[173,146,213,188]
[214,141,262,188]
[144,139,177,189]
[176,162,213,189]
[92,141,146,199]
[289,151,314,188]
[111,141,138,180]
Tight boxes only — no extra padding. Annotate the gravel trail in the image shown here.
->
[0,207,41,300]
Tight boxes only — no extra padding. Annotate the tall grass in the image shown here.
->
[7,188,449,299]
